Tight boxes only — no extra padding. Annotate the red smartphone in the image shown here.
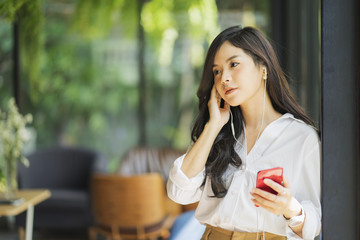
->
[256,167,283,195]
[220,98,225,108]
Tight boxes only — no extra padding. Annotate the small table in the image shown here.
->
[0,189,51,240]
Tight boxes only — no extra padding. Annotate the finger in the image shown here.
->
[210,86,221,105]
[283,176,290,188]
[252,199,281,216]
[209,86,219,108]
[210,85,217,100]
[251,188,277,201]
[264,178,285,195]
[251,193,279,209]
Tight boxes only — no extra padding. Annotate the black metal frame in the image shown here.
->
[13,22,20,111]
[321,0,360,239]
[273,0,360,238]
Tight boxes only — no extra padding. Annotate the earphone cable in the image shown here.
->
[230,78,267,150]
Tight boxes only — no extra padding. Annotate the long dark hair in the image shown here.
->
[192,26,315,198]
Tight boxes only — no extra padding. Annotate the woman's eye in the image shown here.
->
[231,62,239,67]
[213,69,220,76]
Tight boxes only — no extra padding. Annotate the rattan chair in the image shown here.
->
[116,147,198,215]
[90,173,172,240]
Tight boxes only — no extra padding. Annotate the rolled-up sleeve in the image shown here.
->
[166,154,205,205]
[287,132,321,240]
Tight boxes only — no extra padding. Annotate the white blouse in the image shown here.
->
[167,113,321,240]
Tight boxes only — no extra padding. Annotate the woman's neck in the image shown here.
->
[241,93,281,130]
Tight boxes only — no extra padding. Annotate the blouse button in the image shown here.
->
[225,217,230,223]
[231,190,237,195]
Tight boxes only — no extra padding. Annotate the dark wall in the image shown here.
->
[321,0,360,239]
[273,0,360,238]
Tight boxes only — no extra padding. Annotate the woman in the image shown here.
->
[167,26,321,240]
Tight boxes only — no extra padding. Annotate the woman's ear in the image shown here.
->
[263,67,267,80]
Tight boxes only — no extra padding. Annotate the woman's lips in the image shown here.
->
[225,88,237,95]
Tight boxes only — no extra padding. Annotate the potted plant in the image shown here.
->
[0,98,32,199]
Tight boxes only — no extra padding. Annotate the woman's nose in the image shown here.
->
[221,70,231,83]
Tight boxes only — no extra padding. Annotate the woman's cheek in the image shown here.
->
[214,82,224,98]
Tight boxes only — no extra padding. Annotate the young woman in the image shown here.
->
[167,26,321,240]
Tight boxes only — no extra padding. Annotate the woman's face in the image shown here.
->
[212,41,265,107]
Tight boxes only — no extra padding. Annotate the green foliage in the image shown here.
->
[18,0,44,101]
[0,0,28,21]
[0,20,12,106]
[72,0,125,38]
[0,0,44,102]
[23,14,141,169]
[1,0,221,171]
[142,0,219,66]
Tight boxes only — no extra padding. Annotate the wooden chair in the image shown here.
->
[116,147,198,216]
[90,173,173,240]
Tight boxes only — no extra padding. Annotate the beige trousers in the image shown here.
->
[201,225,287,240]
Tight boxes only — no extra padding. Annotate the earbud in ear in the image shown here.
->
[263,68,267,80]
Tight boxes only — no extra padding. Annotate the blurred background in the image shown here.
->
[0,0,320,171]
[0,0,323,239]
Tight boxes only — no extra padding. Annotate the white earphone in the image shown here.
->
[229,67,267,146]
[263,67,267,80]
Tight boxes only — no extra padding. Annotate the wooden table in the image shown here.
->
[0,189,51,240]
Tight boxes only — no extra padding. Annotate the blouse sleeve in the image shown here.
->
[286,131,321,240]
[166,154,205,205]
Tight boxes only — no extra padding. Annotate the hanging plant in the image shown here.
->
[18,0,44,101]
[72,0,125,38]
[0,0,28,21]
[0,0,44,102]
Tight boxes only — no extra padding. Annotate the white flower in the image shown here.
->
[0,98,33,169]
[19,128,31,142]
[21,157,30,168]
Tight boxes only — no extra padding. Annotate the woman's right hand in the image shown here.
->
[181,85,229,178]
[208,85,230,131]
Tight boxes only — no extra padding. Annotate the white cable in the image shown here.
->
[263,214,266,240]
[255,77,267,144]
[230,76,267,240]
[261,78,267,240]
[256,209,259,240]
[230,109,242,147]
[230,77,267,151]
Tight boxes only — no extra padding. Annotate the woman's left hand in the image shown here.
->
[250,177,302,219]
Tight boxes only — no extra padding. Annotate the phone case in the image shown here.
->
[220,99,225,108]
[256,167,283,195]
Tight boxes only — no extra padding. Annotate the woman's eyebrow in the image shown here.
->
[213,55,241,67]
[226,55,241,62]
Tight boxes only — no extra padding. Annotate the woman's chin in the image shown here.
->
[227,101,241,107]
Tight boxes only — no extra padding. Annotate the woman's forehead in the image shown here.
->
[213,42,249,65]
